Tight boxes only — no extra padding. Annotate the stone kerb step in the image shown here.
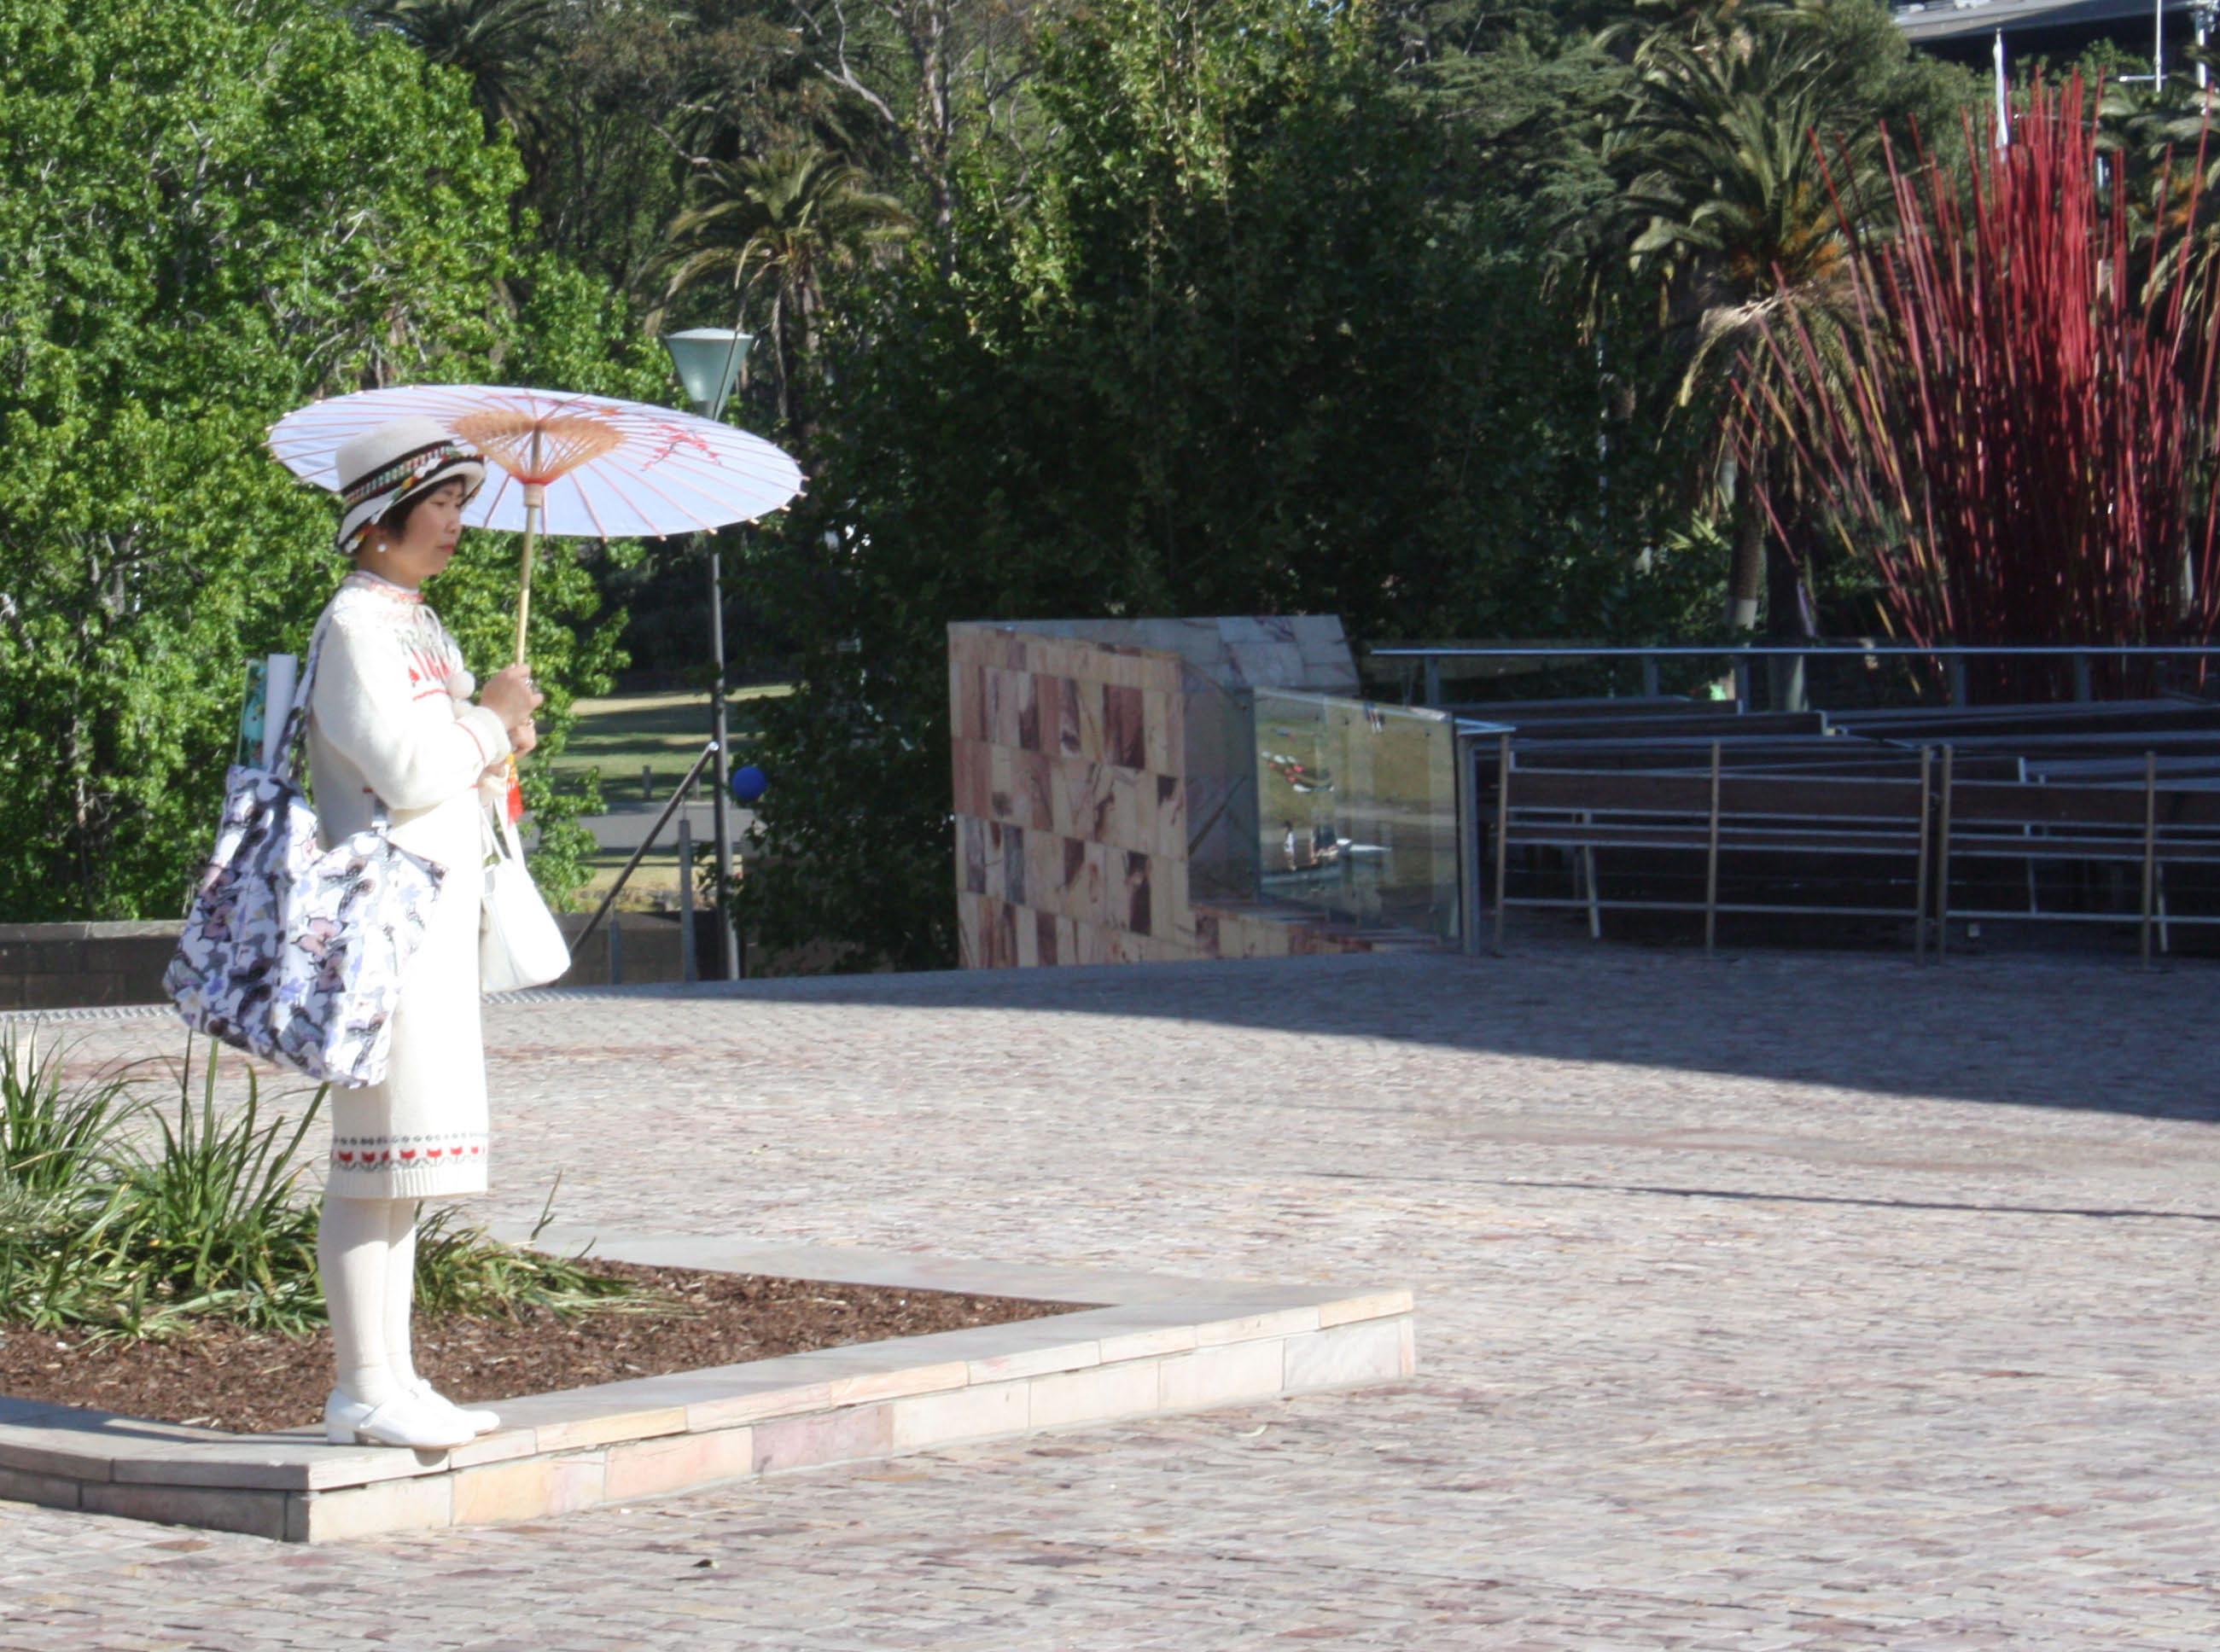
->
[0,1235,1415,1544]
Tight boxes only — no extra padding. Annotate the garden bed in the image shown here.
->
[0,1231,1415,1543]
[0,1260,1075,1434]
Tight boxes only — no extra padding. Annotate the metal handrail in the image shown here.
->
[571,741,720,964]
[1370,642,2220,709]
[1370,643,2220,658]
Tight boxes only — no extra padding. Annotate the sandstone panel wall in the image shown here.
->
[948,617,1385,969]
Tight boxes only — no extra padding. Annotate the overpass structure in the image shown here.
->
[1893,0,2212,75]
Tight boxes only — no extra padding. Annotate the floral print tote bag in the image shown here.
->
[164,620,446,1086]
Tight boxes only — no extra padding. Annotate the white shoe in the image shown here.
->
[411,1379,500,1436]
[323,1387,472,1450]
[323,1387,375,1444]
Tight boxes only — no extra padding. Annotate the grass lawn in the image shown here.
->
[550,683,790,802]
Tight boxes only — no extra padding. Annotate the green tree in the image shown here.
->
[653,147,912,439]
[0,0,624,921]
[355,0,557,142]
[513,0,818,294]
[1594,0,1969,633]
[1599,1,1868,631]
[729,0,1710,970]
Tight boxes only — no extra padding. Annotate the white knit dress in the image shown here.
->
[306,571,513,1201]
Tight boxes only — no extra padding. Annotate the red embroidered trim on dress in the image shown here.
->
[330,1131,487,1172]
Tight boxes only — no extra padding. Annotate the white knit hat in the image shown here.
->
[331,416,487,554]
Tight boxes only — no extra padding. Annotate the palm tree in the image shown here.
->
[652,148,912,438]
[358,0,556,143]
[1599,0,1887,631]
[2098,68,2220,305]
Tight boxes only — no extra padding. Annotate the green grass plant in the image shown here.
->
[412,1177,649,1322]
[1,1028,141,1196]
[98,1041,327,1334]
[0,1029,648,1341]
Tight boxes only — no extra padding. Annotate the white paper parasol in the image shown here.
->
[268,384,802,664]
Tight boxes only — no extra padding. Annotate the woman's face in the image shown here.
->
[360,480,469,588]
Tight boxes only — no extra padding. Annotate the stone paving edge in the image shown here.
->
[0,1235,1415,1544]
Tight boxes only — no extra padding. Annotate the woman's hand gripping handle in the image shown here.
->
[481,664,545,757]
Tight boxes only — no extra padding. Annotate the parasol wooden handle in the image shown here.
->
[513,482,544,668]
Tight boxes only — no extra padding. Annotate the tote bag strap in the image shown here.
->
[271,613,335,787]
[272,611,405,832]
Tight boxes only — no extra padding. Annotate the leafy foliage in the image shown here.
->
[1588,0,1971,629]
[0,1031,639,1339]
[4,0,2057,970]
[731,0,1720,970]
[655,148,912,434]
[0,0,633,919]
[104,1046,329,1332]
[357,0,559,140]
[0,1032,142,1198]
[1746,78,2220,654]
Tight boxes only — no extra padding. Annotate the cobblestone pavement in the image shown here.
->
[5,944,2220,1649]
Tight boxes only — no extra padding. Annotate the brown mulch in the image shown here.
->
[0,1261,1085,1436]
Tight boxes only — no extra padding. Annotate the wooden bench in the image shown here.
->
[1833,700,2220,738]
[1462,709,1832,742]
[1932,751,2220,961]
[1479,734,2220,960]
[1482,742,1938,955]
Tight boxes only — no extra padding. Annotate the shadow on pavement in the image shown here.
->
[507,946,2220,1123]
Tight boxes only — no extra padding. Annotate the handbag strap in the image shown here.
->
[270,613,335,787]
[482,798,525,864]
[270,613,394,834]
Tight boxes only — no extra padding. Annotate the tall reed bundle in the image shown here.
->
[1747,77,2220,659]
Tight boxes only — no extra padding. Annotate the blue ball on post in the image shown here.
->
[731,764,768,805]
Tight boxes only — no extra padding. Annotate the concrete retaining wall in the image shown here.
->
[0,913,719,1012]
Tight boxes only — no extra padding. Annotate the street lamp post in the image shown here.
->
[661,327,755,982]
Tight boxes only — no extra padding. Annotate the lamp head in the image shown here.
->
[662,329,754,421]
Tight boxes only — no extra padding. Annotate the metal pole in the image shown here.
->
[678,814,698,984]
[708,536,739,980]
[2141,751,2159,969]
[574,742,718,956]
[1455,730,1481,957]
[1704,740,1722,958]
[1937,745,1955,960]
[1492,732,1512,957]
[1914,744,1932,964]
[1994,31,2010,147]
[674,353,749,986]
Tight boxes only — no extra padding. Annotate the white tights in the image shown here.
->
[318,1195,422,1408]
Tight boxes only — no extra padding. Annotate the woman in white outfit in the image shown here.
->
[310,418,543,1449]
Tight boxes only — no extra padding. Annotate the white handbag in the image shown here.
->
[479,805,571,992]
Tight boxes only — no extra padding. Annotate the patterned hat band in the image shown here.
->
[341,441,476,508]
[328,416,487,554]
